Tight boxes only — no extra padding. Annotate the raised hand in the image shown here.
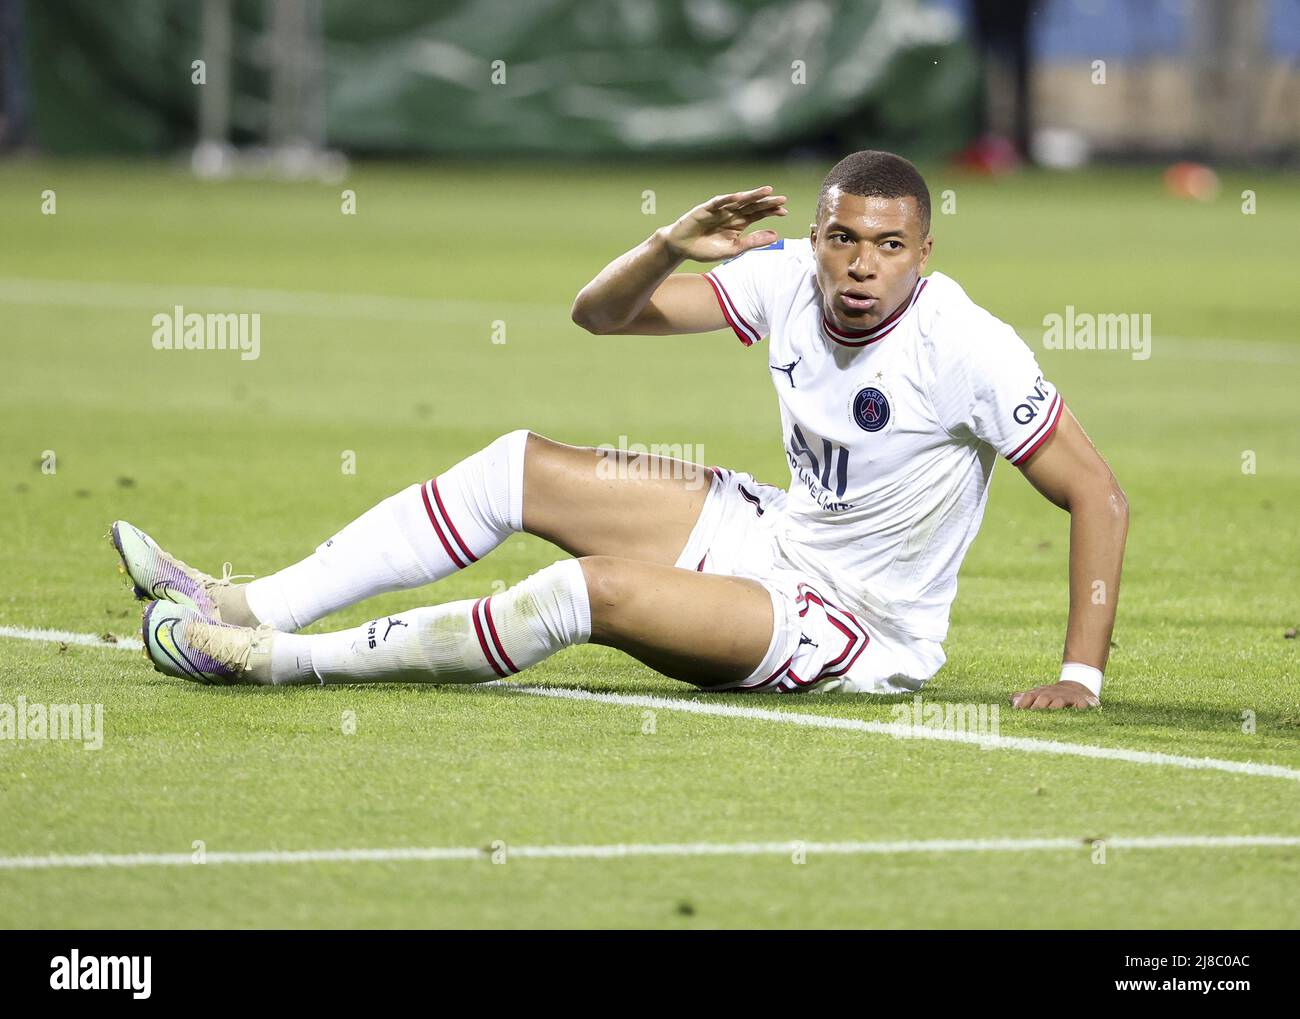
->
[659,186,789,263]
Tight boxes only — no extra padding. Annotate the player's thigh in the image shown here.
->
[523,433,710,565]
[579,556,772,688]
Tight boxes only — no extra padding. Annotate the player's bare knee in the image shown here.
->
[520,430,556,493]
[577,555,622,606]
[519,429,545,459]
[522,430,564,478]
[577,556,628,632]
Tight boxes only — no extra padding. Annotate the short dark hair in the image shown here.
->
[817,150,931,234]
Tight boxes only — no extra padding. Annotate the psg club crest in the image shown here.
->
[852,387,890,432]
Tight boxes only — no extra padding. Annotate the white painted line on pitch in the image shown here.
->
[0,625,143,652]
[510,686,1300,783]
[0,277,562,324]
[5,625,1299,784]
[1,834,1296,872]
[1161,337,1300,365]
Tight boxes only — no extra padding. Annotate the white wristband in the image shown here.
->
[1060,662,1103,698]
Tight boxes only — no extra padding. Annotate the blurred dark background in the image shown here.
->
[2,0,1297,174]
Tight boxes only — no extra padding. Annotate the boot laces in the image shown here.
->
[204,561,256,591]
[189,619,270,674]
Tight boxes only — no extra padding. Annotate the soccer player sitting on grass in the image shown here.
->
[114,150,1128,710]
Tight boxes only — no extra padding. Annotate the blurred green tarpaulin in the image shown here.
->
[26,0,979,157]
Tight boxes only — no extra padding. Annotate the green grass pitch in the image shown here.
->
[0,159,1297,928]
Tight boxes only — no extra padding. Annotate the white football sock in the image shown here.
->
[268,559,592,686]
[242,430,529,632]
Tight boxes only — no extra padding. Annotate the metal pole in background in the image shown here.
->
[1190,0,1266,160]
[193,0,233,176]
[266,0,340,178]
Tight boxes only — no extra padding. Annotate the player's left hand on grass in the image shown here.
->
[1010,680,1100,710]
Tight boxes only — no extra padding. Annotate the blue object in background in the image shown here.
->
[932,0,1300,58]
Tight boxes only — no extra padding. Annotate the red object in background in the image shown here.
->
[950,135,1021,175]
[1163,162,1221,201]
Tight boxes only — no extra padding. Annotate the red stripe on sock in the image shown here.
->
[482,597,519,675]
[421,482,468,570]
[431,477,478,564]
[470,598,507,678]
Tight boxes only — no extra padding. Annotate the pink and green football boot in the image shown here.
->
[141,601,272,685]
[110,520,251,622]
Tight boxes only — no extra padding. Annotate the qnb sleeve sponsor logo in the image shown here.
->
[49,950,151,999]
[1013,376,1052,425]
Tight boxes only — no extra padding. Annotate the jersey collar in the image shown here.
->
[820,277,927,348]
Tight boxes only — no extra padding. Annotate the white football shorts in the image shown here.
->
[674,467,945,694]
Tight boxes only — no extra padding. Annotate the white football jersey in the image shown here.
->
[705,238,1062,644]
